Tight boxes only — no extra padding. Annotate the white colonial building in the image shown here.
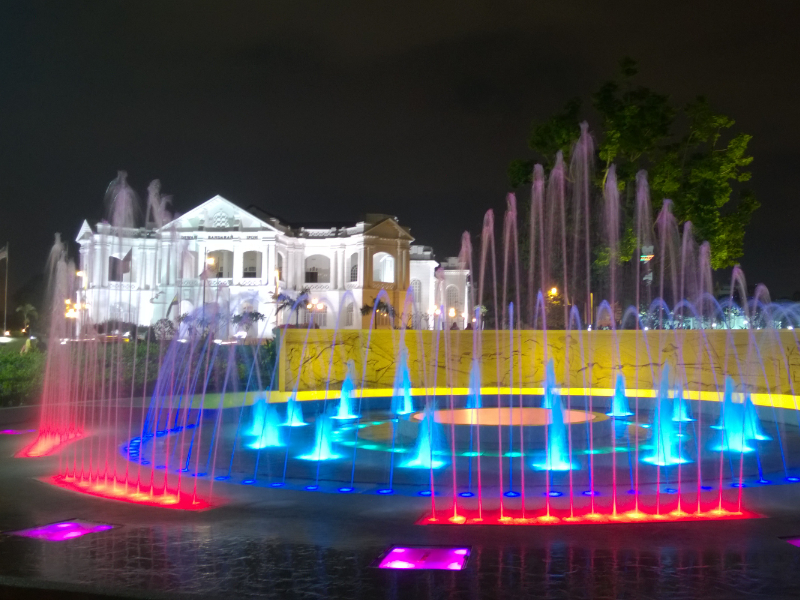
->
[75,195,469,338]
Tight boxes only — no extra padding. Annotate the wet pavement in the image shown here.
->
[4,432,800,599]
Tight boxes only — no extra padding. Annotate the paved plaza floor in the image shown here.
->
[3,429,800,599]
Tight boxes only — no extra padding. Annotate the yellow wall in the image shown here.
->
[279,329,800,397]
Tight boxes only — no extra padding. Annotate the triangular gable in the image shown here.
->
[364,218,414,242]
[75,220,93,243]
[162,195,280,232]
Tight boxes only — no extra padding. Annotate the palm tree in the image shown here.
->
[274,287,310,326]
[16,303,37,332]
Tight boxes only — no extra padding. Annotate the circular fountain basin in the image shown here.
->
[411,407,600,427]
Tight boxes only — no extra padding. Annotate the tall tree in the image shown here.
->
[509,58,758,270]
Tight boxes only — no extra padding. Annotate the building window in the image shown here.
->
[108,249,132,283]
[410,279,423,329]
[372,252,394,284]
[349,252,358,283]
[305,303,327,327]
[242,251,262,278]
[446,285,459,310]
[410,279,422,305]
[207,250,233,278]
[345,301,354,327]
[304,254,330,284]
[276,253,284,282]
[446,285,459,327]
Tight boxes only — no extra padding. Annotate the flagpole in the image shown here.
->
[3,242,7,335]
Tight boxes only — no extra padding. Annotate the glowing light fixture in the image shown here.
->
[376,546,470,570]
[7,520,113,542]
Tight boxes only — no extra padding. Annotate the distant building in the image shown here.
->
[75,195,469,337]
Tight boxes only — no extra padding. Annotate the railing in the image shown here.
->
[234,279,266,287]
[108,282,139,291]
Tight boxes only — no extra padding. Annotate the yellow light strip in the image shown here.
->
[188,387,800,411]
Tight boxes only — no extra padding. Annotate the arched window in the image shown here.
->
[349,252,358,283]
[242,251,262,278]
[345,301,355,327]
[410,279,422,306]
[446,285,459,310]
[446,285,460,327]
[372,252,394,284]
[276,252,284,282]
[207,250,233,278]
[304,254,331,283]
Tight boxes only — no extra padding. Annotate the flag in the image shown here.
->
[0,245,7,261]
[166,295,179,318]
[121,248,132,274]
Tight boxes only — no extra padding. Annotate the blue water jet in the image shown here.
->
[400,404,446,469]
[466,359,482,409]
[298,415,339,460]
[672,387,695,422]
[643,365,689,466]
[283,394,307,427]
[333,360,359,420]
[391,348,414,415]
[711,377,754,453]
[534,360,576,471]
[607,374,633,417]
[248,400,283,449]
[744,391,770,441]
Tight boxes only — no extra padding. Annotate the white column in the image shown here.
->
[232,245,243,281]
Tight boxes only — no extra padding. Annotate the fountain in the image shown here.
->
[644,366,688,466]
[400,405,446,469]
[607,374,632,417]
[25,125,800,525]
[284,394,307,427]
[466,359,481,409]
[713,377,755,453]
[534,360,575,471]
[332,361,359,420]
[298,415,338,461]
[248,399,282,449]
[672,387,694,422]
[391,349,414,415]
[744,391,770,441]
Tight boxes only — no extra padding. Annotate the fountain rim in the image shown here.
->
[241,388,798,410]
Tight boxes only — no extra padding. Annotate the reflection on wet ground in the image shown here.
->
[4,436,800,598]
[3,525,800,599]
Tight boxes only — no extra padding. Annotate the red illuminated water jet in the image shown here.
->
[18,431,83,458]
[421,504,757,525]
[48,475,212,511]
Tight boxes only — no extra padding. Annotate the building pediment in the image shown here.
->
[363,218,414,242]
[75,220,93,243]
[162,196,280,232]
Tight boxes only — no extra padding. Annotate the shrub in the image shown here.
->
[0,348,45,406]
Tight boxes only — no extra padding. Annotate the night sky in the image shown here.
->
[2,1,799,299]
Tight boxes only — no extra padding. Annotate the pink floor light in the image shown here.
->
[6,520,114,541]
[376,546,470,570]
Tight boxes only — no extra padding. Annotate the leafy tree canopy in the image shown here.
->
[509,58,758,269]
